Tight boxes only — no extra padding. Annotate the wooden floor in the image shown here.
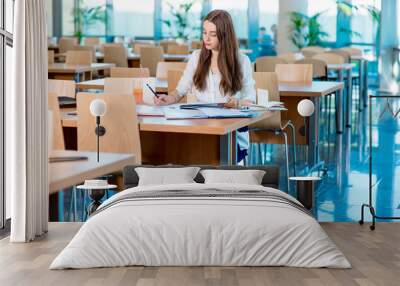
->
[0,222,399,286]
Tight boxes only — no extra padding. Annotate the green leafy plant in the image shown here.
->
[289,12,328,49]
[161,1,200,40]
[73,0,107,42]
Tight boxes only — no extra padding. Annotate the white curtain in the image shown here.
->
[7,0,49,242]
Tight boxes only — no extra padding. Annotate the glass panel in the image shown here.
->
[259,0,278,56]
[161,0,202,40]
[212,0,248,39]
[5,43,12,220]
[5,0,14,33]
[113,0,155,40]
[62,0,75,36]
[80,0,106,36]
[350,0,381,45]
[308,0,337,43]
[46,0,53,36]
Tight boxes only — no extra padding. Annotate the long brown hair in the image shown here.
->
[193,10,242,96]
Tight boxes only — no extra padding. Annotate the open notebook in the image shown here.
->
[163,106,256,119]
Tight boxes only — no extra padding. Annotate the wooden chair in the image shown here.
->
[167,44,190,55]
[191,40,202,50]
[110,67,150,78]
[301,50,318,59]
[301,46,325,54]
[339,47,362,56]
[104,45,128,67]
[255,56,288,72]
[160,40,177,53]
[48,79,76,98]
[133,43,154,55]
[77,92,141,164]
[103,78,134,94]
[83,37,100,46]
[249,72,297,192]
[275,64,313,84]
[72,45,97,62]
[48,50,55,64]
[295,58,327,79]
[156,62,187,80]
[65,50,93,65]
[59,37,78,53]
[140,47,164,77]
[278,52,305,63]
[330,49,351,63]
[48,92,65,150]
[313,52,345,65]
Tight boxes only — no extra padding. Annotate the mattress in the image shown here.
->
[50,183,351,269]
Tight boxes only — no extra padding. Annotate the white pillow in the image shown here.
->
[200,169,266,185]
[135,167,200,186]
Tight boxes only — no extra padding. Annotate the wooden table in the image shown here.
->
[76,77,168,93]
[48,63,116,81]
[327,63,355,131]
[95,52,188,67]
[61,111,274,165]
[279,81,344,168]
[49,150,135,194]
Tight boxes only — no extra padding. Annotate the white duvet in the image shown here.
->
[50,183,351,269]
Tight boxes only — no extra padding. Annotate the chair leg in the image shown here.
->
[286,122,297,177]
[282,131,291,193]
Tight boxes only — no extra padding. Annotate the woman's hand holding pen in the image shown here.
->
[154,90,180,106]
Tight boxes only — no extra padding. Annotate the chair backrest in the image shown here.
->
[48,92,65,150]
[278,52,305,63]
[48,79,76,98]
[84,37,100,46]
[160,41,177,53]
[77,92,141,164]
[301,50,318,59]
[167,44,190,55]
[191,40,202,49]
[156,61,187,80]
[133,43,154,55]
[329,49,351,63]
[255,56,288,72]
[140,47,164,77]
[339,47,362,56]
[249,72,281,130]
[72,45,96,62]
[295,58,327,78]
[275,64,313,84]
[58,37,78,53]
[110,67,150,78]
[313,52,345,64]
[301,46,325,54]
[65,50,93,65]
[48,50,55,64]
[104,78,134,94]
[104,45,128,67]
[167,70,183,93]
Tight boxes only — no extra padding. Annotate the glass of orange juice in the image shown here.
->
[133,79,143,104]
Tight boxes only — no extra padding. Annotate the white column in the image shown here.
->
[277,0,308,54]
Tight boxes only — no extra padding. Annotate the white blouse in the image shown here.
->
[176,50,256,103]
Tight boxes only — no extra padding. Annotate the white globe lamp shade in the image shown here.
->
[297,99,315,117]
[90,99,107,117]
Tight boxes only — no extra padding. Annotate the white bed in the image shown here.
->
[50,183,351,269]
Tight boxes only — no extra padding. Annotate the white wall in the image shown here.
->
[277,0,308,54]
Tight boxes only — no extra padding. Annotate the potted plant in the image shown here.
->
[73,0,107,43]
[161,1,200,41]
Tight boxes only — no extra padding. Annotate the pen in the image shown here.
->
[146,83,160,98]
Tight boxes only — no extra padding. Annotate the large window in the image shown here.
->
[161,0,202,40]
[308,0,337,43]
[212,0,248,39]
[114,0,155,39]
[259,0,278,43]
[351,0,381,45]
[62,0,74,36]
[1,0,14,230]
